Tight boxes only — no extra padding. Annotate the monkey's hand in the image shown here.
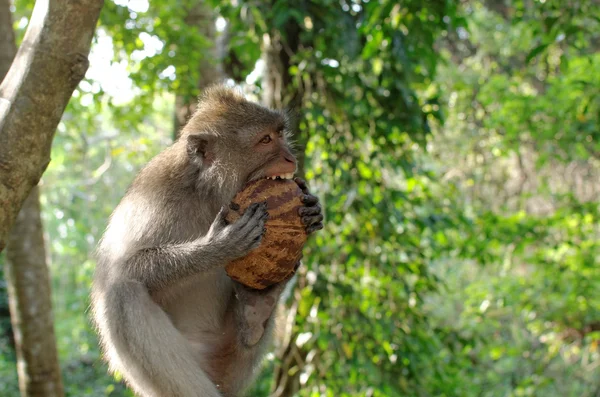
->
[205,202,268,262]
[294,177,324,234]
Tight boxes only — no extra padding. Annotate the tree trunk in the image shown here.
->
[0,0,16,79]
[173,1,224,139]
[5,187,64,396]
[0,0,104,252]
[0,0,18,352]
[1,2,66,396]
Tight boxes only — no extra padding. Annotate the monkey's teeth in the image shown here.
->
[265,174,294,180]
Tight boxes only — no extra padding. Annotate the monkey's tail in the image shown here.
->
[91,280,221,397]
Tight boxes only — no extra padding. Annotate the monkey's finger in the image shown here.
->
[239,213,265,234]
[301,194,319,206]
[240,203,261,222]
[294,177,309,193]
[306,222,324,234]
[302,214,324,227]
[299,206,321,217]
[246,204,269,225]
[247,202,268,217]
[241,214,267,241]
[293,177,306,186]
[235,224,263,250]
[233,204,260,236]
[259,202,270,220]
[250,234,263,249]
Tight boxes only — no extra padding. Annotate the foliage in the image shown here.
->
[0,0,599,396]
[427,1,600,396]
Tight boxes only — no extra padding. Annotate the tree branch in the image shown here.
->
[0,0,104,252]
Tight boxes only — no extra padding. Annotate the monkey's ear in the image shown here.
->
[186,134,215,165]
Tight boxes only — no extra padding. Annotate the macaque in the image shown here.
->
[90,86,323,397]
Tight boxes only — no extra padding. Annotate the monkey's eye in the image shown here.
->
[260,135,272,144]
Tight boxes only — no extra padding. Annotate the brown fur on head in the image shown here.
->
[179,85,297,202]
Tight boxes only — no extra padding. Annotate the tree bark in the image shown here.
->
[5,187,64,396]
[0,0,104,252]
[0,0,17,353]
[0,0,16,79]
[1,2,68,395]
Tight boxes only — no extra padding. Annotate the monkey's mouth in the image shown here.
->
[264,173,295,180]
[246,169,295,184]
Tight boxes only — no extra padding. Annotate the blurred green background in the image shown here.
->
[1,0,599,396]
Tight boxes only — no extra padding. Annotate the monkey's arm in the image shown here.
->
[125,241,230,290]
[126,202,268,291]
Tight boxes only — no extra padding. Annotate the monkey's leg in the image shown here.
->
[232,282,283,347]
[96,281,222,397]
[231,268,299,347]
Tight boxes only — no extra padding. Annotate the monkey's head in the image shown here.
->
[179,86,297,199]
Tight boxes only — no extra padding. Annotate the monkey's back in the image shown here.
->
[92,140,266,396]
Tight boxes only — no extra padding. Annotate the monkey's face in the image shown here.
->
[183,88,297,190]
[239,120,297,183]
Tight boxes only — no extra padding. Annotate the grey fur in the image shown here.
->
[90,86,307,397]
